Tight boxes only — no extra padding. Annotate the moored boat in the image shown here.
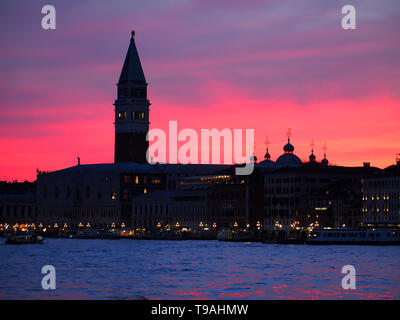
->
[217,229,252,242]
[150,230,183,240]
[307,228,400,245]
[75,228,121,239]
[5,232,44,245]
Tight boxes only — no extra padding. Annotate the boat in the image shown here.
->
[75,228,121,239]
[217,229,252,242]
[150,230,183,240]
[5,232,44,245]
[182,228,217,240]
[307,228,400,245]
[275,230,307,244]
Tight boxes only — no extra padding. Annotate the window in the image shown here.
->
[133,111,145,120]
[118,111,127,120]
[118,88,127,98]
[151,177,161,184]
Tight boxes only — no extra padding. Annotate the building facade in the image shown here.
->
[362,161,400,226]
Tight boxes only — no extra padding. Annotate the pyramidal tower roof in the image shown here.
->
[118,31,146,84]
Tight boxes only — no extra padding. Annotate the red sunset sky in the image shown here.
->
[0,0,399,181]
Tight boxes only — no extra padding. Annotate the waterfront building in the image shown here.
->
[131,169,265,231]
[296,178,364,229]
[0,181,36,230]
[261,140,379,231]
[362,157,400,227]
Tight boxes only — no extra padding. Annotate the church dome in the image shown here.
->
[309,152,316,163]
[276,136,302,167]
[321,156,329,165]
[257,147,276,168]
[276,153,302,167]
[283,139,295,153]
[257,159,277,168]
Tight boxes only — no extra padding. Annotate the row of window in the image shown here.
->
[43,186,116,201]
[118,87,146,99]
[363,193,400,201]
[265,177,332,184]
[265,187,301,194]
[122,175,161,184]
[210,191,245,200]
[363,178,400,188]
[264,197,299,206]
[264,219,293,226]
[0,205,36,218]
[117,111,146,120]
[317,232,382,238]
[42,211,116,218]
[134,205,168,216]
[264,209,295,218]
[362,205,400,212]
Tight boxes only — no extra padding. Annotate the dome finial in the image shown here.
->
[131,30,135,38]
[264,136,271,160]
[321,143,329,165]
[309,139,316,163]
[287,128,292,143]
[283,129,294,153]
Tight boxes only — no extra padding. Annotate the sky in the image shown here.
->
[0,0,399,181]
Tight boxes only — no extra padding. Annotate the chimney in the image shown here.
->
[363,162,370,168]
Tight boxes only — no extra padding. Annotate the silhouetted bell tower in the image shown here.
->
[114,30,149,163]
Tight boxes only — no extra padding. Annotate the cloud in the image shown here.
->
[0,0,399,180]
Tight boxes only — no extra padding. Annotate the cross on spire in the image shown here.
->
[264,136,270,148]
[287,128,292,141]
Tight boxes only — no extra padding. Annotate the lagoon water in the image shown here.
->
[0,238,399,299]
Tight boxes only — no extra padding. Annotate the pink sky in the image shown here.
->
[0,0,400,181]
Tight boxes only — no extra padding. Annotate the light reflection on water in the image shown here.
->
[0,239,399,299]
